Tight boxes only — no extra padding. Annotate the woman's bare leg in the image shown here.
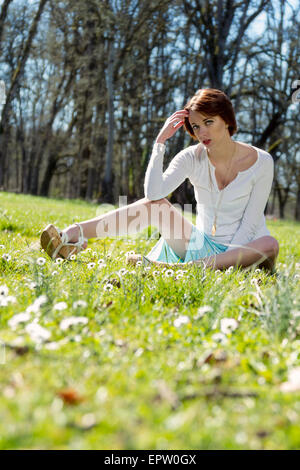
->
[196,236,279,272]
[62,197,194,260]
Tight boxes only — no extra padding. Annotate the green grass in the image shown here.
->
[0,190,300,450]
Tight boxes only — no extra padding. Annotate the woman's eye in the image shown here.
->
[192,121,213,130]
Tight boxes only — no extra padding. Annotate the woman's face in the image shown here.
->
[188,110,229,148]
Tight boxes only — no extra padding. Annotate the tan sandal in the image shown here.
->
[40,223,87,260]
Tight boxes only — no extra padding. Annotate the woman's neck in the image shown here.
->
[207,139,237,166]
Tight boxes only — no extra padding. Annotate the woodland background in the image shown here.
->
[0,0,299,219]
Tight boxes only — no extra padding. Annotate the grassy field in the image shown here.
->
[0,191,300,450]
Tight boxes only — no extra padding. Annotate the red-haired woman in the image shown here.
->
[41,89,279,272]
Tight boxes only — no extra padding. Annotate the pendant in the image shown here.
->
[211,223,216,236]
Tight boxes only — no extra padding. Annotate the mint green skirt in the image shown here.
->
[146,225,228,264]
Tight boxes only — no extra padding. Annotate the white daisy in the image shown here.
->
[165,269,174,278]
[36,257,46,266]
[55,257,64,264]
[0,245,5,249]
[220,318,239,335]
[53,301,68,311]
[59,316,88,331]
[118,268,128,276]
[103,283,113,291]
[70,254,77,261]
[175,273,184,280]
[8,311,31,328]
[152,271,160,277]
[0,296,8,307]
[73,300,88,309]
[87,262,96,269]
[136,261,142,267]
[85,248,92,253]
[211,333,228,344]
[125,250,135,257]
[0,285,9,296]
[225,266,234,274]
[4,295,16,305]
[25,322,51,343]
[52,271,59,276]
[173,315,190,328]
[194,305,213,319]
[2,253,11,262]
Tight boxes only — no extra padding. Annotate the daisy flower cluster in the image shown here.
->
[0,284,17,307]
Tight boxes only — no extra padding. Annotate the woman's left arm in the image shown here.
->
[227,154,274,250]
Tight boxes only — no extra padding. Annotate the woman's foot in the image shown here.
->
[40,223,88,259]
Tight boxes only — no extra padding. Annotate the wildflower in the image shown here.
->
[59,316,88,331]
[176,270,185,276]
[225,266,234,274]
[85,248,92,253]
[25,322,51,343]
[136,261,142,267]
[0,245,5,249]
[36,257,46,266]
[92,251,98,257]
[135,347,144,357]
[0,285,9,296]
[165,269,174,278]
[129,270,136,275]
[194,305,213,319]
[2,253,11,262]
[0,295,15,307]
[70,254,77,261]
[73,300,88,309]
[52,271,58,276]
[211,333,228,344]
[175,273,184,280]
[118,268,128,276]
[55,257,63,264]
[103,283,114,292]
[8,312,31,328]
[26,296,47,314]
[173,315,190,328]
[280,367,300,392]
[125,250,135,257]
[87,262,96,269]
[152,270,160,277]
[53,301,68,311]
[220,318,239,335]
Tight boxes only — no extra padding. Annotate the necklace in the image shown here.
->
[207,142,237,237]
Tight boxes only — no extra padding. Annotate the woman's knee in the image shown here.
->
[257,236,279,257]
[143,197,171,206]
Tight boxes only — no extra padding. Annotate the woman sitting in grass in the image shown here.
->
[40,88,279,273]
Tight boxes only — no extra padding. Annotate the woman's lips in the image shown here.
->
[203,139,211,145]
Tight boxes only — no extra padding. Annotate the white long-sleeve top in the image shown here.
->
[144,142,274,250]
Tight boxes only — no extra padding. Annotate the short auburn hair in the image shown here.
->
[183,88,238,139]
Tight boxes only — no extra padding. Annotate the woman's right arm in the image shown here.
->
[144,110,191,200]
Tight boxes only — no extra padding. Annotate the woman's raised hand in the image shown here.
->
[155,109,189,144]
